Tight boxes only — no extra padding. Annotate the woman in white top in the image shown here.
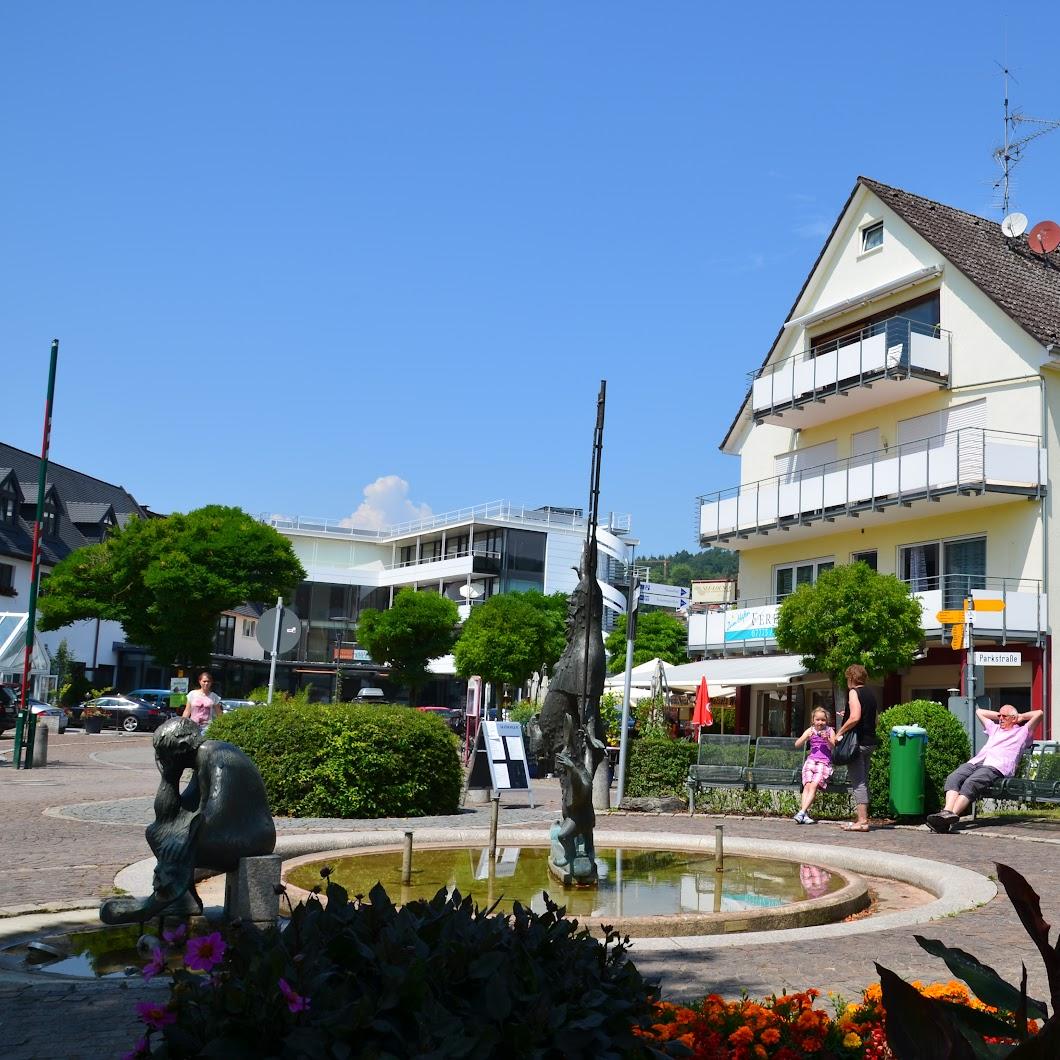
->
[182,671,222,733]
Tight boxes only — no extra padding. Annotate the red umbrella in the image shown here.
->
[691,676,713,728]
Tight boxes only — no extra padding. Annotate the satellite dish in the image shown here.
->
[1002,212,1028,238]
[458,584,483,600]
[1028,220,1060,255]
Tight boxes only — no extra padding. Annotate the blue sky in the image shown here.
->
[5,3,1060,553]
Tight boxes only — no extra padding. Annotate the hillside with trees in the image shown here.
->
[638,548,737,588]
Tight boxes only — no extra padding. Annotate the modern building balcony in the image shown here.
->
[687,576,1045,655]
[697,428,1045,549]
[381,549,502,586]
[750,316,950,430]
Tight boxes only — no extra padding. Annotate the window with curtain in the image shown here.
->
[943,536,986,609]
[899,542,940,592]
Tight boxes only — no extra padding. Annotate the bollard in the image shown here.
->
[30,720,48,767]
[713,824,724,914]
[488,795,500,865]
[12,711,25,770]
[401,831,414,885]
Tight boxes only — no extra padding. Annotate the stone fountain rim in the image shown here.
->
[266,827,997,950]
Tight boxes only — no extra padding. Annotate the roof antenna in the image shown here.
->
[992,62,1060,215]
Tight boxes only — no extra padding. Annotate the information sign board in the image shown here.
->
[465,720,534,805]
[169,677,189,694]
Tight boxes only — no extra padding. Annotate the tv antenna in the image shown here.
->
[993,64,1060,214]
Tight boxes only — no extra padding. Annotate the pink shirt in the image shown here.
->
[185,690,219,727]
[970,719,1036,777]
[807,727,835,764]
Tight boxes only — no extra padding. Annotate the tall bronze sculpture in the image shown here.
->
[538,382,608,886]
[101,717,276,925]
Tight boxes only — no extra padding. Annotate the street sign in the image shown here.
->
[971,599,1006,612]
[950,624,964,650]
[638,582,690,602]
[169,677,189,694]
[936,609,967,624]
[256,606,301,654]
[974,651,1022,667]
[639,593,688,610]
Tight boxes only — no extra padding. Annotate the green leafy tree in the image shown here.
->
[774,562,923,690]
[603,610,687,674]
[37,505,305,667]
[453,591,566,691]
[668,562,694,587]
[357,589,458,702]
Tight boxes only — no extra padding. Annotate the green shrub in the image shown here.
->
[868,699,971,818]
[143,882,662,1058]
[207,703,462,818]
[625,734,697,798]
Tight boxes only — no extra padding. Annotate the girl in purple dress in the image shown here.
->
[793,707,835,824]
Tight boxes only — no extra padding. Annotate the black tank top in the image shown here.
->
[852,686,878,747]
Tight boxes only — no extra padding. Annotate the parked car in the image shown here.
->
[0,686,18,734]
[25,698,68,734]
[415,706,465,734]
[221,699,263,713]
[354,687,386,702]
[71,695,169,733]
[127,688,177,710]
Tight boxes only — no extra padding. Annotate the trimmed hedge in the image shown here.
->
[624,734,697,798]
[207,703,462,819]
[868,699,971,818]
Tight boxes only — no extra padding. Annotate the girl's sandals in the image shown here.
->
[841,822,870,831]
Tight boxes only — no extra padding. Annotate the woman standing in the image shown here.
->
[834,663,877,832]
[182,671,222,734]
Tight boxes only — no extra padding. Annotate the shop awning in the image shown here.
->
[665,654,807,692]
[603,658,735,700]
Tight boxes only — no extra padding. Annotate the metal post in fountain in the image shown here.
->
[539,381,609,887]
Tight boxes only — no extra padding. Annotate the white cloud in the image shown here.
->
[340,476,433,530]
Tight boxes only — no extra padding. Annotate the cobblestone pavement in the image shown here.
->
[3,734,1060,1057]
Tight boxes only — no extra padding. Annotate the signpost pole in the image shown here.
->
[615,560,638,807]
[267,595,283,705]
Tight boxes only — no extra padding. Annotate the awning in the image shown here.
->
[665,654,807,692]
[0,613,51,674]
[603,658,735,700]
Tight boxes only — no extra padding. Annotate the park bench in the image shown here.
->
[686,734,752,814]
[977,744,1060,811]
[687,734,849,815]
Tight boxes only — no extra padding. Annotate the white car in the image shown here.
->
[26,698,68,734]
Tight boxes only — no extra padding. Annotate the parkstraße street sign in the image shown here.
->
[973,651,1021,667]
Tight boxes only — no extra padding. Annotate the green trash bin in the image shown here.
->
[889,724,928,817]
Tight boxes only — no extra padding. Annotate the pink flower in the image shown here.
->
[135,1001,176,1030]
[278,977,311,1014]
[162,923,187,946]
[142,948,165,982]
[184,932,226,972]
[121,1036,149,1060]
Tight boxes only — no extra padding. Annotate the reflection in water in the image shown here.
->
[288,848,844,919]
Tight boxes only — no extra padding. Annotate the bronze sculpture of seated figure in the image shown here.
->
[100,717,276,925]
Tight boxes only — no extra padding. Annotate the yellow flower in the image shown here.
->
[843,1031,863,1048]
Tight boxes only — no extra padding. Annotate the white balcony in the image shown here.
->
[687,577,1045,654]
[698,428,1045,550]
[750,316,950,430]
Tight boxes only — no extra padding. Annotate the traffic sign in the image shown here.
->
[971,599,1005,612]
[974,651,1021,667]
[950,624,964,650]
[257,606,302,653]
[638,582,690,602]
[936,610,967,624]
[639,594,686,610]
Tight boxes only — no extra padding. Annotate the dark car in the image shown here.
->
[0,686,17,734]
[71,695,171,733]
[415,706,465,734]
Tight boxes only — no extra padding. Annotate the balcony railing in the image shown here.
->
[697,427,1045,545]
[387,548,502,571]
[262,502,632,540]
[687,575,1045,652]
[750,315,950,421]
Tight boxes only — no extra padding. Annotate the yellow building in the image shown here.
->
[692,177,1057,739]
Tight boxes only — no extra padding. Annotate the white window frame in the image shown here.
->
[860,220,884,255]
[850,548,878,570]
[773,556,835,600]
[896,533,987,593]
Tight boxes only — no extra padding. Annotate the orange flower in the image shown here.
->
[760,1027,781,1045]
[729,1025,755,1046]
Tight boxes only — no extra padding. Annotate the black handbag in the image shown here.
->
[832,729,860,766]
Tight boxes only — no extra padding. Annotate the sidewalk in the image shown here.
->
[2,735,1059,1057]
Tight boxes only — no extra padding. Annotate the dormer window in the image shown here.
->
[42,497,60,537]
[0,494,15,525]
[861,220,884,252]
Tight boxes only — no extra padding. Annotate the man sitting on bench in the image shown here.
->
[927,705,1043,834]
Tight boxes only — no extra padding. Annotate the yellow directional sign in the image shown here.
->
[971,599,1005,612]
[936,610,967,624]
[950,624,965,650]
